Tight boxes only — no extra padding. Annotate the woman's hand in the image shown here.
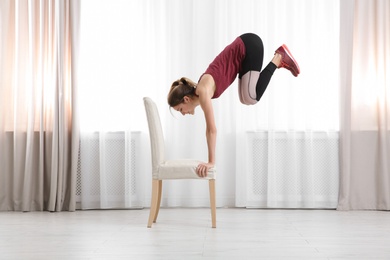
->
[196,162,214,177]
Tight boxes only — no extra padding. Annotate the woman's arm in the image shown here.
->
[196,75,217,177]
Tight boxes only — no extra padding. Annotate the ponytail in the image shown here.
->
[167,77,197,107]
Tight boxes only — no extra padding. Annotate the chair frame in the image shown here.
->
[147,179,216,228]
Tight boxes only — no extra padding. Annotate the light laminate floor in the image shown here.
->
[0,208,389,260]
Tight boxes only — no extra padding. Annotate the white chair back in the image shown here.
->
[143,97,165,173]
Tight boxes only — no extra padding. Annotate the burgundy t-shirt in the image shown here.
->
[199,37,246,99]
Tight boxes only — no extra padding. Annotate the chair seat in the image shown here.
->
[155,159,216,180]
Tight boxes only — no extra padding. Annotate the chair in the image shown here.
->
[143,97,216,228]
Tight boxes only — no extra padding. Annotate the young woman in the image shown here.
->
[167,33,300,177]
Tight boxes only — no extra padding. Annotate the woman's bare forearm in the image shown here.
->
[206,129,217,165]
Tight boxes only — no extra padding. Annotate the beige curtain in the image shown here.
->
[338,0,390,210]
[0,0,77,211]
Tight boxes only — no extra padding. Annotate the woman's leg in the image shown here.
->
[238,33,269,105]
[239,62,276,104]
[254,62,277,101]
[238,33,299,105]
[238,71,260,105]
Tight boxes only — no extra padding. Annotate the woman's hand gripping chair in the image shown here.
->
[143,97,216,228]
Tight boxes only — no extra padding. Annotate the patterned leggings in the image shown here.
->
[238,33,277,105]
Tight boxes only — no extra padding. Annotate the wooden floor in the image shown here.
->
[1,208,390,259]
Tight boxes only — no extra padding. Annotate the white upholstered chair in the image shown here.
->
[143,97,216,228]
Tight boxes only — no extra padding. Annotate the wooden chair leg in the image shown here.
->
[153,180,162,223]
[209,179,216,228]
[147,179,160,228]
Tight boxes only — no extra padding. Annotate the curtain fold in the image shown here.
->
[0,0,77,211]
[338,0,390,210]
[75,0,143,209]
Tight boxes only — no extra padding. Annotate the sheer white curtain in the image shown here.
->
[74,1,145,209]
[338,0,390,210]
[0,0,76,211]
[75,0,340,208]
[229,1,340,208]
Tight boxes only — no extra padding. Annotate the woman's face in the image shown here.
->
[173,96,196,116]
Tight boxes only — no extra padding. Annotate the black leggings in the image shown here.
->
[239,33,277,101]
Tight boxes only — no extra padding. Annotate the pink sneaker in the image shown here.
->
[275,44,300,77]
